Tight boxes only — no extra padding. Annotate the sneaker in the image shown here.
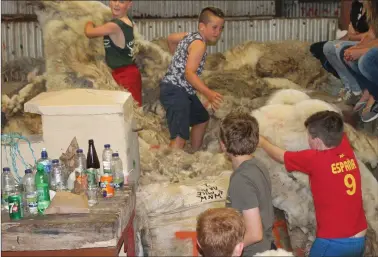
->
[345,92,362,106]
[361,101,378,122]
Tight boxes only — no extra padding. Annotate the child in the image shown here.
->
[84,0,142,106]
[259,110,367,257]
[220,111,275,256]
[160,7,225,151]
[196,207,245,257]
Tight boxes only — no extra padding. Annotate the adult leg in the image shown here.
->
[310,41,339,78]
[323,40,360,94]
[356,48,378,122]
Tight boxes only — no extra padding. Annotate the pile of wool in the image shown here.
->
[2,60,47,135]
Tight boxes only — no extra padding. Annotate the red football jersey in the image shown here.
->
[284,134,367,238]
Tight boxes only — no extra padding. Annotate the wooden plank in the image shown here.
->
[2,187,136,252]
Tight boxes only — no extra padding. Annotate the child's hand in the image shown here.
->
[206,90,223,110]
[84,21,95,36]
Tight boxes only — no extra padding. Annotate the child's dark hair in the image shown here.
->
[199,7,225,24]
[304,110,344,147]
[220,111,259,156]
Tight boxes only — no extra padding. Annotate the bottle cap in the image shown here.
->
[41,148,48,158]
[89,139,94,144]
[104,144,110,148]
[52,159,59,164]
[76,149,83,153]
[25,169,32,174]
[3,167,10,172]
[112,153,119,157]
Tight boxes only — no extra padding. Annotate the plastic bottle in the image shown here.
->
[35,163,51,214]
[86,139,100,188]
[68,149,87,191]
[37,148,52,177]
[1,167,16,211]
[111,153,125,190]
[22,169,38,215]
[50,159,66,191]
[102,144,113,175]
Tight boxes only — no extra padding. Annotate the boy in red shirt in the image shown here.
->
[258,110,367,257]
[85,0,142,106]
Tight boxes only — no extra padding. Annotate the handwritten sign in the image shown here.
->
[196,183,223,202]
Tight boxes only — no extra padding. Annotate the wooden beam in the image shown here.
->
[1,14,38,23]
[339,0,352,30]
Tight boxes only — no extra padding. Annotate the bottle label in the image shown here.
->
[37,184,50,202]
[113,178,124,189]
[103,161,111,174]
[86,169,97,187]
[26,192,38,214]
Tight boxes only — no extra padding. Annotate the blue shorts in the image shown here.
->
[160,82,209,140]
[309,237,365,257]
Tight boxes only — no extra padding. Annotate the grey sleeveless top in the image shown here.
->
[161,32,207,95]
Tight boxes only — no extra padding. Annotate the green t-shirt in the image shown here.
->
[226,158,274,256]
[103,17,135,70]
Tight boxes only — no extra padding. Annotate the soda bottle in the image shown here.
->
[86,139,100,188]
[35,163,51,214]
[22,169,38,215]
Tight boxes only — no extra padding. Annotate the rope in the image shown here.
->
[1,133,37,182]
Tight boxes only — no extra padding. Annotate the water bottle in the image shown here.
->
[111,153,124,190]
[35,163,51,214]
[68,149,87,190]
[22,169,38,215]
[37,148,52,177]
[2,167,16,211]
[102,144,113,175]
[50,159,66,191]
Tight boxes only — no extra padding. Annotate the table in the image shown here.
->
[1,185,136,256]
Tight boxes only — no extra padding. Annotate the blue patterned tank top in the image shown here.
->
[161,32,207,95]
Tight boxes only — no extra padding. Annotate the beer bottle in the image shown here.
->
[86,139,100,188]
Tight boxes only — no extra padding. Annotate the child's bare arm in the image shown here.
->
[185,40,223,109]
[258,136,285,163]
[242,208,263,246]
[85,21,120,38]
[167,32,188,54]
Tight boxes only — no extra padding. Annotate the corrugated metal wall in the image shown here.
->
[1,22,44,62]
[100,0,276,17]
[1,0,340,18]
[1,18,337,62]
[282,0,340,18]
[1,0,276,17]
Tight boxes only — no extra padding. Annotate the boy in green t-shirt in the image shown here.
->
[85,0,142,106]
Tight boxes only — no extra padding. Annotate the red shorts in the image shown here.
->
[112,64,142,106]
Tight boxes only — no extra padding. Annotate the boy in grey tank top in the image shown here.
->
[160,7,225,151]
[220,111,275,256]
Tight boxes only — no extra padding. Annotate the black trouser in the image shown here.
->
[310,41,340,79]
[271,242,277,250]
